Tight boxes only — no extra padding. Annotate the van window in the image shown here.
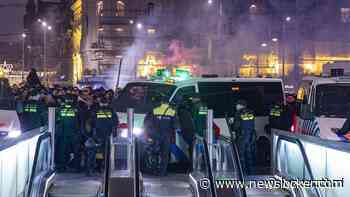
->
[198,82,283,117]
[173,86,196,102]
[113,82,176,113]
[315,84,350,118]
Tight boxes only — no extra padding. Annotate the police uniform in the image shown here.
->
[268,104,283,132]
[192,99,207,137]
[91,103,118,172]
[232,105,256,175]
[55,97,81,172]
[143,102,176,176]
[21,97,47,132]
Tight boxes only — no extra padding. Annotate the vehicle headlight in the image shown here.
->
[120,128,128,138]
[133,128,143,136]
[8,130,21,138]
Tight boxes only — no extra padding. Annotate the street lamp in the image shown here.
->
[129,20,134,24]
[261,42,268,47]
[285,16,292,22]
[21,33,26,80]
[272,38,278,42]
[38,20,52,85]
[208,0,213,5]
[250,4,257,9]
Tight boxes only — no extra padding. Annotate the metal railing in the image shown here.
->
[271,130,350,197]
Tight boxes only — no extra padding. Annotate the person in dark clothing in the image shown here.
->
[142,95,177,176]
[190,94,207,137]
[91,97,118,172]
[21,90,47,132]
[26,69,42,88]
[230,99,256,175]
[55,96,81,172]
[175,96,195,171]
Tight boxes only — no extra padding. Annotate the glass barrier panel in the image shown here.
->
[276,139,318,197]
[110,136,133,177]
[0,134,40,197]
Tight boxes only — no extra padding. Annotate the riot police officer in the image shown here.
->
[268,102,284,133]
[91,97,118,172]
[143,95,176,176]
[231,100,256,175]
[21,90,47,132]
[55,95,81,172]
[191,94,207,137]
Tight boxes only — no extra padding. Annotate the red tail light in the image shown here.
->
[213,122,220,138]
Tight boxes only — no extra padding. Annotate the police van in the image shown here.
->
[114,77,285,140]
[295,76,350,140]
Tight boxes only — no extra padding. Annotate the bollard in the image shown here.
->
[206,109,214,166]
[48,107,56,169]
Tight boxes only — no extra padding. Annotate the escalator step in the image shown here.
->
[48,173,102,197]
[142,174,194,197]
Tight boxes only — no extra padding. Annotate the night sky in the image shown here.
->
[0,0,26,36]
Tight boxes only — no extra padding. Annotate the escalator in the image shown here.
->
[105,134,217,197]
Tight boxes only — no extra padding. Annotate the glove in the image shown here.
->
[228,118,234,124]
[70,153,74,161]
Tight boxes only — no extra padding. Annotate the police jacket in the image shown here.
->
[232,108,255,139]
[21,100,47,131]
[144,103,176,141]
[91,105,118,140]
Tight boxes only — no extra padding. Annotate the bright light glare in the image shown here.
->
[48,26,52,30]
[42,22,47,27]
[120,128,128,138]
[208,0,213,4]
[129,20,134,24]
[285,16,291,22]
[8,130,21,138]
[22,33,26,38]
[136,23,143,29]
[250,4,256,9]
[261,43,268,47]
[272,38,278,42]
[133,128,143,136]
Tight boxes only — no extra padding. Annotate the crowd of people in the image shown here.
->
[11,69,118,176]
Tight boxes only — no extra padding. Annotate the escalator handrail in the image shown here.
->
[27,131,52,197]
[218,135,247,197]
[275,134,321,197]
[134,137,140,197]
[104,135,112,197]
[200,137,217,197]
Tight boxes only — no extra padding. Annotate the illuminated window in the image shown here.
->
[97,0,103,16]
[116,1,125,16]
[147,28,156,34]
[341,8,350,23]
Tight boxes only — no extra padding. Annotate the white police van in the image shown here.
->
[114,77,285,140]
[295,76,350,140]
